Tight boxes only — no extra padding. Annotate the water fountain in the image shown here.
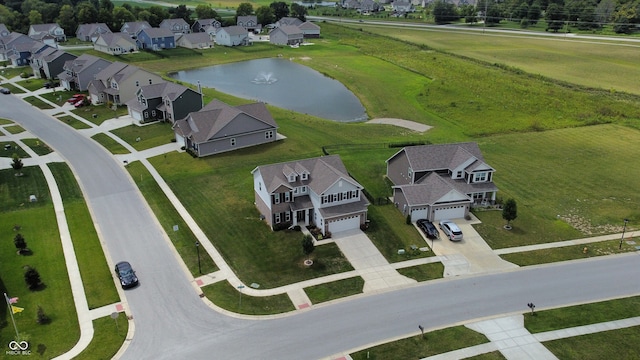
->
[252,72,278,85]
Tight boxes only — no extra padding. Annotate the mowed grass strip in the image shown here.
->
[21,138,53,156]
[48,162,119,309]
[56,115,92,129]
[396,262,445,282]
[73,314,129,360]
[72,105,128,126]
[202,280,294,315]
[4,124,25,134]
[91,133,130,154]
[304,277,365,304]
[0,141,30,159]
[111,122,175,151]
[350,326,490,359]
[23,96,54,109]
[125,161,218,276]
[0,167,79,357]
[543,326,640,359]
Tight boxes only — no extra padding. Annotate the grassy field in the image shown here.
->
[111,122,176,151]
[304,277,365,304]
[543,326,640,359]
[0,141,30,158]
[72,104,128,126]
[350,23,640,96]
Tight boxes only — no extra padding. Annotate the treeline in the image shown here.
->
[431,0,639,34]
[0,0,308,36]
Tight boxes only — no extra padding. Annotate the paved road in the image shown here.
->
[3,95,640,359]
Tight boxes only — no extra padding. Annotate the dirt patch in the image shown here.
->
[299,57,312,61]
[367,118,432,132]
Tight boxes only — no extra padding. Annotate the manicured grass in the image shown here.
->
[543,326,640,359]
[0,167,79,358]
[1,83,26,94]
[40,90,83,107]
[111,122,175,151]
[72,104,128,126]
[4,124,25,134]
[21,138,53,156]
[304,277,365,304]
[23,96,54,109]
[366,204,434,263]
[90,133,130,155]
[16,78,47,91]
[56,115,92,130]
[201,280,295,315]
[0,141,30,159]
[500,237,638,266]
[354,23,640,96]
[350,326,489,359]
[73,313,128,360]
[48,162,119,309]
[466,352,507,360]
[396,262,445,282]
[0,118,13,124]
[125,161,218,276]
[0,66,31,80]
[524,296,640,333]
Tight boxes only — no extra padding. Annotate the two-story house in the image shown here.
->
[215,26,249,46]
[57,54,111,91]
[0,33,36,61]
[93,33,137,55]
[176,32,213,49]
[120,21,151,39]
[159,18,191,37]
[7,40,50,66]
[28,23,66,43]
[136,28,176,51]
[76,23,112,42]
[386,142,498,222]
[269,26,304,46]
[173,99,278,157]
[191,19,222,39]
[30,48,76,79]
[252,155,369,235]
[88,62,163,105]
[237,15,261,33]
[126,81,201,123]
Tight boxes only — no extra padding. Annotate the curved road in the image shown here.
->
[3,95,640,359]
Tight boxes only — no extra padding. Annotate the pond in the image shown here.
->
[168,58,368,122]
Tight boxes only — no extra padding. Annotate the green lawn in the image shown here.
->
[21,138,53,156]
[72,104,128,126]
[1,83,26,94]
[304,277,365,304]
[201,280,295,315]
[4,124,25,134]
[396,262,445,282]
[16,78,47,92]
[56,115,92,130]
[543,326,640,359]
[0,141,30,159]
[111,122,175,151]
[0,66,31,80]
[23,96,54,109]
[90,133,130,154]
[73,314,128,360]
[40,90,84,107]
[0,167,79,358]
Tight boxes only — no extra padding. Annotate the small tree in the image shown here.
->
[14,233,27,254]
[24,266,42,290]
[11,153,23,176]
[302,234,315,260]
[36,305,50,324]
[502,198,518,229]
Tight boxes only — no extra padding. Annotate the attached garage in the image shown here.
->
[130,109,142,121]
[433,205,466,221]
[410,207,428,222]
[328,215,360,234]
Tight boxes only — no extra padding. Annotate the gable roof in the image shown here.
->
[397,173,470,206]
[138,27,175,39]
[394,142,486,172]
[96,32,136,48]
[299,22,321,31]
[121,21,151,34]
[175,99,277,143]
[160,18,190,30]
[273,25,303,36]
[277,17,304,27]
[219,26,248,36]
[76,23,112,38]
[178,32,212,44]
[253,155,360,195]
[64,53,110,74]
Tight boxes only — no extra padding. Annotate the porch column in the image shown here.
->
[491,192,496,201]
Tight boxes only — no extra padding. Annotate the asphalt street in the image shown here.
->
[2,95,640,359]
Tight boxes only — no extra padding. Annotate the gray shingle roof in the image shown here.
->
[398,173,468,206]
[400,142,485,171]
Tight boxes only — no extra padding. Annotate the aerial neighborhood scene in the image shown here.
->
[0,0,639,358]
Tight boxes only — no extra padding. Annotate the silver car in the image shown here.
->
[439,220,463,241]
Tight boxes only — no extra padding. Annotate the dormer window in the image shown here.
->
[474,172,487,182]
[456,171,462,178]
[301,172,308,181]
[288,174,296,182]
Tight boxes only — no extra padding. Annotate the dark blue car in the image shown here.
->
[115,261,139,289]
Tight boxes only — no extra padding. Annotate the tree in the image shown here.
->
[270,1,289,21]
[236,2,254,17]
[28,9,42,26]
[195,4,217,20]
[76,2,99,25]
[502,198,518,228]
[14,233,27,254]
[11,153,23,176]
[112,7,136,31]
[24,266,42,290]
[290,3,307,21]
[172,4,193,24]
[147,6,169,27]
[527,2,542,25]
[57,4,77,36]
[302,234,315,260]
[256,6,275,27]
[545,3,565,32]
[433,0,458,24]
[36,305,50,324]
[459,4,477,24]
[485,3,502,25]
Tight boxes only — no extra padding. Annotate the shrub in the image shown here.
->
[36,306,50,324]
[14,233,27,252]
[24,266,43,290]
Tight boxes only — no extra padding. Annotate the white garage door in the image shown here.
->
[130,110,142,121]
[433,205,466,221]
[328,215,360,234]
[411,208,428,222]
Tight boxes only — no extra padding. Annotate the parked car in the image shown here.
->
[439,220,463,241]
[73,98,86,108]
[417,219,439,239]
[66,94,85,103]
[114,261,139,289]
[0,87,10,94]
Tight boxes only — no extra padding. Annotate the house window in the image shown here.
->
[144,112,148,118]
[265,131,273,139]
[301,173,308,181]
[149,79,153,84]
[111,81,118,89]
[285,192,290,202]
[275,213,281,224]
[274,194,280,204]
[408,168,413,180]
[475,172,487,182]
[456,171,462,178]
[135,81,139,87]
[230,138,236,146]
[258,182,262,191]
[302,186,307,193]
[285,212,291,222]
[151,110,156,117]
[288,174,295,182]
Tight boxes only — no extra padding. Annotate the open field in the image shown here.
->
[344,23,640,96]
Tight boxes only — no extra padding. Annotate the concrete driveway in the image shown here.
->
[424,214,518,277]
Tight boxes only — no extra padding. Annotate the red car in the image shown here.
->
[66,94,85,103]
[73,98,86,108]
